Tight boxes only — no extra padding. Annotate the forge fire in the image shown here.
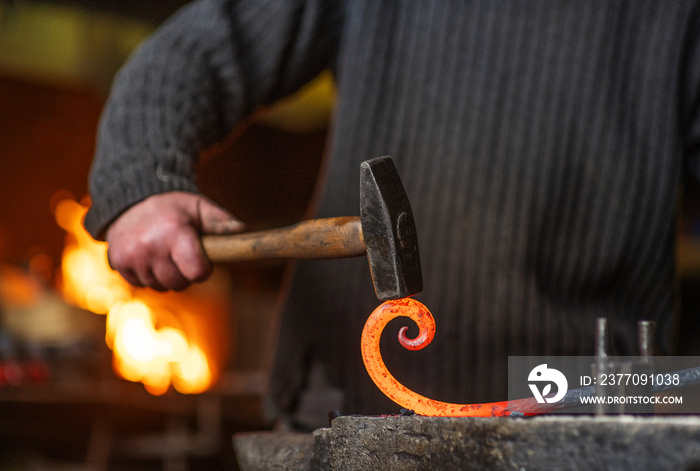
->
[54,197,230,396]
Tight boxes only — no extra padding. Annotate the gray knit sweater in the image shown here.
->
[86,0,700,415]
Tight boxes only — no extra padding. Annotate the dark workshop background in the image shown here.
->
[0,1,699,470]
[0,1,332,469]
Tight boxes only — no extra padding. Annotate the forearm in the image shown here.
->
[85,0,242,239]
[85,0,342,240]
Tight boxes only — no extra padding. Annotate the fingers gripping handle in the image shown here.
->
[201,216,365,262]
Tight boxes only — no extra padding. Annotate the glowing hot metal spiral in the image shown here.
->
[361,298,516,417]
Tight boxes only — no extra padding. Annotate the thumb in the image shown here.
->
[196,198,246,234]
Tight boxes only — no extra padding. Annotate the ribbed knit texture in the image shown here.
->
[87,1,700,415]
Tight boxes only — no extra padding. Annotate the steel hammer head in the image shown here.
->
[360,156,423,300]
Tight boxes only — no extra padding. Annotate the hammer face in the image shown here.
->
[360,156,423,300]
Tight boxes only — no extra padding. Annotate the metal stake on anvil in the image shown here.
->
[628,320,657,414]
[593,317,631,415]
[638,320,657,359]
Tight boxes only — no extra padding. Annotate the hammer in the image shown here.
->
[201,156,423,300]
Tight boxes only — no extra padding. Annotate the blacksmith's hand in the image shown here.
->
[105,191,244,291]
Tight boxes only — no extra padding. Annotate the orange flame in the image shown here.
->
[55,197,229,395]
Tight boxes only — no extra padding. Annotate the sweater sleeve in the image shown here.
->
[84,0,342,239]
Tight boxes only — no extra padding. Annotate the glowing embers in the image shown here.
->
[361,298,514,417]
[54,197,229,395]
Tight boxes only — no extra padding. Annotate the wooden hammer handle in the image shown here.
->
[201,216,365,262]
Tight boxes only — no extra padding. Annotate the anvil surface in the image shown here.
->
[234,415,700,470]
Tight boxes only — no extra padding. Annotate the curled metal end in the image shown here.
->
[398,326,432,350]
[361,298,516,417]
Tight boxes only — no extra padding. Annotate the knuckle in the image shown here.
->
[150,267,193,292]
[169,278,191,292]
[108,241,143,271]
[172,233,211,282]
[187,262,211,283]
[107,246,129,271]
[157,269,190,292]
